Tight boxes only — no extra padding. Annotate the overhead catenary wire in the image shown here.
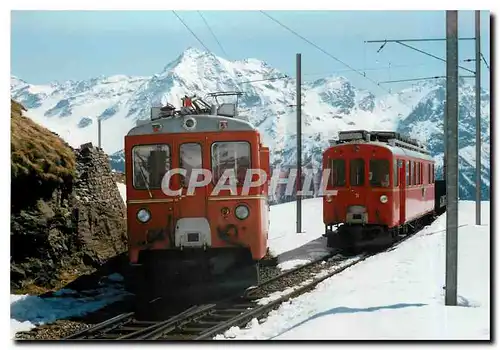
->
[393,41,476,75]
[236,62,441,86]
[197,11,229,58]
[259,11,392,95]
[172,10,211,52]
[480,52,490,70]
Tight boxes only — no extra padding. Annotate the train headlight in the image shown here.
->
[183,117,197,131]
[235,205,250,220]
[380,195,388,204]
[137,208,151,223]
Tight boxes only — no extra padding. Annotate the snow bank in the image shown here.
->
[116,182,126,203]
[217,201,490,340]
[268,198,332,270]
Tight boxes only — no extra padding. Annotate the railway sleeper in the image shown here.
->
[178,326,214,334]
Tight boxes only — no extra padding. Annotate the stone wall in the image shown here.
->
[71,143,127,267]
[11,141,128,293]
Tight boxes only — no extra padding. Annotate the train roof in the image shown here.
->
[328,141,435,162]
[127,114,257,136]
[328,130,435,162]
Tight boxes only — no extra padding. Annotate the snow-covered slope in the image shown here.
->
[10,47,490,200]
[215,200,490,340]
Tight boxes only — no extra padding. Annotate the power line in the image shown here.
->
[379,76,446,84]
[172,10,211,52]
[480,52,490,70]
[236,61,442,86]
[365,37,475,43]
[259,11,391,96]
[197,11,229,58]
[237,75,291,85]
[394,41,476,75]
[379,75,474,84]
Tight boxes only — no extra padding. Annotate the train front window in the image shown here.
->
[329,159,345,187]
[370,159,390,188]
[211,141,251,185]
[180,143,202,187]
[132,144,171,189]
[350,159,365,186]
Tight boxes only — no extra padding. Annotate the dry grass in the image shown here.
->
[11,100,76,184]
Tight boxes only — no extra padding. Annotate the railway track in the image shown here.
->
[63,225,425,341]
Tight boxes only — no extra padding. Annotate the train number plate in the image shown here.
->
[187,233,200,242]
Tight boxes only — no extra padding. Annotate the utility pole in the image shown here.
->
[475,10,482,225]
[98,118,102,149]
[296,53,302,234]
[445,10,459,307]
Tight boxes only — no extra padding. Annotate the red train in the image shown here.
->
[322,130,446,252]
[123,93,270,302]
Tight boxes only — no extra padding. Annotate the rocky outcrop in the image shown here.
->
[11,101,127,293]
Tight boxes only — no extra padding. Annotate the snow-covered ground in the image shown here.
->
[10,273,130,339]
[267,198,332,270]
[10,195,491,340]
[116,182,126,204]
[216,201,491,340]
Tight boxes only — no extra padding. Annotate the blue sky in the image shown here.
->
[11,10,490,95]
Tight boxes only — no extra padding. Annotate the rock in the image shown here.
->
[11,135,127,293]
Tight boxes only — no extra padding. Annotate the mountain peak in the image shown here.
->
[182,46,211,57]
[158,46,218,76]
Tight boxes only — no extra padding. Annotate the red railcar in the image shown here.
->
[322,130,445,251]
[124,94,270,302]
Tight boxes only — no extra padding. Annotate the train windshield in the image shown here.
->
[211,141,250,185]
[180,143,202,187]
[350,159,365,186]
[329,159,346,187]
[132,144,171,189]
[369,159,390,187]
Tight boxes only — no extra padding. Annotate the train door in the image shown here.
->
[176,137,208,218]
[399,159,406,225]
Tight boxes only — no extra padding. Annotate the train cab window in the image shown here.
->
[180,143,202,187]
[329,159,346,187]
[350,159,365,186]
[369,159,390,188]
[211,141,251,185]
[132,144,171,189]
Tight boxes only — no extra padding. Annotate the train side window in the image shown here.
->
[412,162,416,185]
[393,160,399,187]
[180,143,202,187]
[417,162,421,185]
[423,163,427,184]
[132,144,171,189]
[406,161,409,187]
[211,141,251,185]
[350,159,365,186]
[369,159,390,187]
[408,161,412,186]
[329,159,346,187]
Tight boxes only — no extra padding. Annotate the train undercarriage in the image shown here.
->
[125,247,260,312]
[324,212,436,254]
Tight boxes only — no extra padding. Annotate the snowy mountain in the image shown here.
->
[10,47,490,200]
